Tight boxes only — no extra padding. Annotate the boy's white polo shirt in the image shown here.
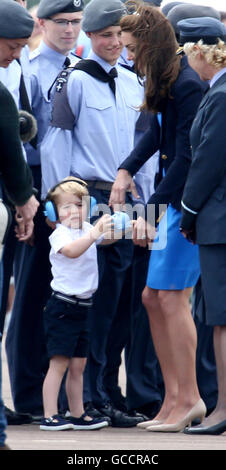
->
[49,222,102,299]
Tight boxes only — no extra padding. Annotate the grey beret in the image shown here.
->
[178,16,226,45]
[162,2,185,16]
[82,0,127,33]
[167,4,220,36]
[0,0,34,39]
[38,0,84,19]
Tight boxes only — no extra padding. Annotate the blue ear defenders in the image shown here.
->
[43,179,97,222]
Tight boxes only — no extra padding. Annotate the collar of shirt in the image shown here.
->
[38,41,67,69]
[209,67,226,88]
[87,50,118,74]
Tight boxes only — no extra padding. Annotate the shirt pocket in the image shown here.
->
[85,95,112,115]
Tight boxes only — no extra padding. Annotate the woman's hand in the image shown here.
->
[132,216,157,247]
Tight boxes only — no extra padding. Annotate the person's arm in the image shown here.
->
[146,79,204,221]
[0,83,34,205]
[181,91,226,216]
[60,215,113,258]
[180,90,226,241]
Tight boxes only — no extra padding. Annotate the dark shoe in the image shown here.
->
[135,401,162,420]
[184,419,226,435]
[97,403,144,428]
[84,402,111,425]
[69,412,109,430]
[4,406,32,425]
[31,415,43,424]
[127,410,149,421]
[0,444,11,450]
[40,414,72,431]
[105,390,128,413]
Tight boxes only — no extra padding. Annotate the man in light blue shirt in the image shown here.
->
[41,0,145,427]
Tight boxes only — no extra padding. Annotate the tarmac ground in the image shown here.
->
[1,333,226,459]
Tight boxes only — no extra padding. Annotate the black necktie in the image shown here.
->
[108,67,118,96]
[64,57,71,68]
[16,59,37,149]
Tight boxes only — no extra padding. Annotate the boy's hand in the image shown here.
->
[92,214,113,238]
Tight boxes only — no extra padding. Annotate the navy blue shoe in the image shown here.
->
[40,414,72,431]
[69,412,109,430]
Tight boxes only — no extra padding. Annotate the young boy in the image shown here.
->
[40,176,113,431]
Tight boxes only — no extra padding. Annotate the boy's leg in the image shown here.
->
[66,357,88,418]
[43,355,69,417]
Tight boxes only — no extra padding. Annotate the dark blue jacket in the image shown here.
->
[119,56,207,218]
[182,71,226,244]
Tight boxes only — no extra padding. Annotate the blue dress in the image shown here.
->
[146,204,200,290]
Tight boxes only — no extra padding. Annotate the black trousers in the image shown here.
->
[5,166,51,415]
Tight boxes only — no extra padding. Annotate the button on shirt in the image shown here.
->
[41,50,143,198]
[25,41,78,166]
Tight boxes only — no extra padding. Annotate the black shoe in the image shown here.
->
[0,444,11,450]
[127,410,149,421]
[31,415,44,424]
[4,406,32,425]
[84,402,112,425]
[135,401,162,420]
[184,419,226,435]
[97,403,144,428]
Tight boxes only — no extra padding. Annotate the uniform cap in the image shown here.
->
[167,4,220,36]
[0,0,34,39]
[37,0,84,19]
[178,16,226,45]
[162,2,185,17]
[82,0,127,33]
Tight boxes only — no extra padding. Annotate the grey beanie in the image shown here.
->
[82,0,127,33]
[38,0,84,19]
[0,0,34,39]
[167,3,220,36]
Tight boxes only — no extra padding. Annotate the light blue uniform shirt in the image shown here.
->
[0,45,30,107]
[41,50,143,198]
[25,41,78,166]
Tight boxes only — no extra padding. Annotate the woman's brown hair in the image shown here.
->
[120,2,181,113]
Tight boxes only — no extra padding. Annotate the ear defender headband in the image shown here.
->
[43,179,97,222]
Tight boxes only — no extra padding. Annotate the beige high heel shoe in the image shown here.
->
[146,399,206,432]
[137,419,164,429]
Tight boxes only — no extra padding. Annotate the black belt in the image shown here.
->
[85,180,131,192]
[52,291,93,307]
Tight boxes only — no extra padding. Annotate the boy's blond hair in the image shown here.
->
[48,177,89,205]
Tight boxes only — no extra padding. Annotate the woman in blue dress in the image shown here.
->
[109,3,206,432]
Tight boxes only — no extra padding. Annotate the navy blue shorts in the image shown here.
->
[43,296,90,359]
